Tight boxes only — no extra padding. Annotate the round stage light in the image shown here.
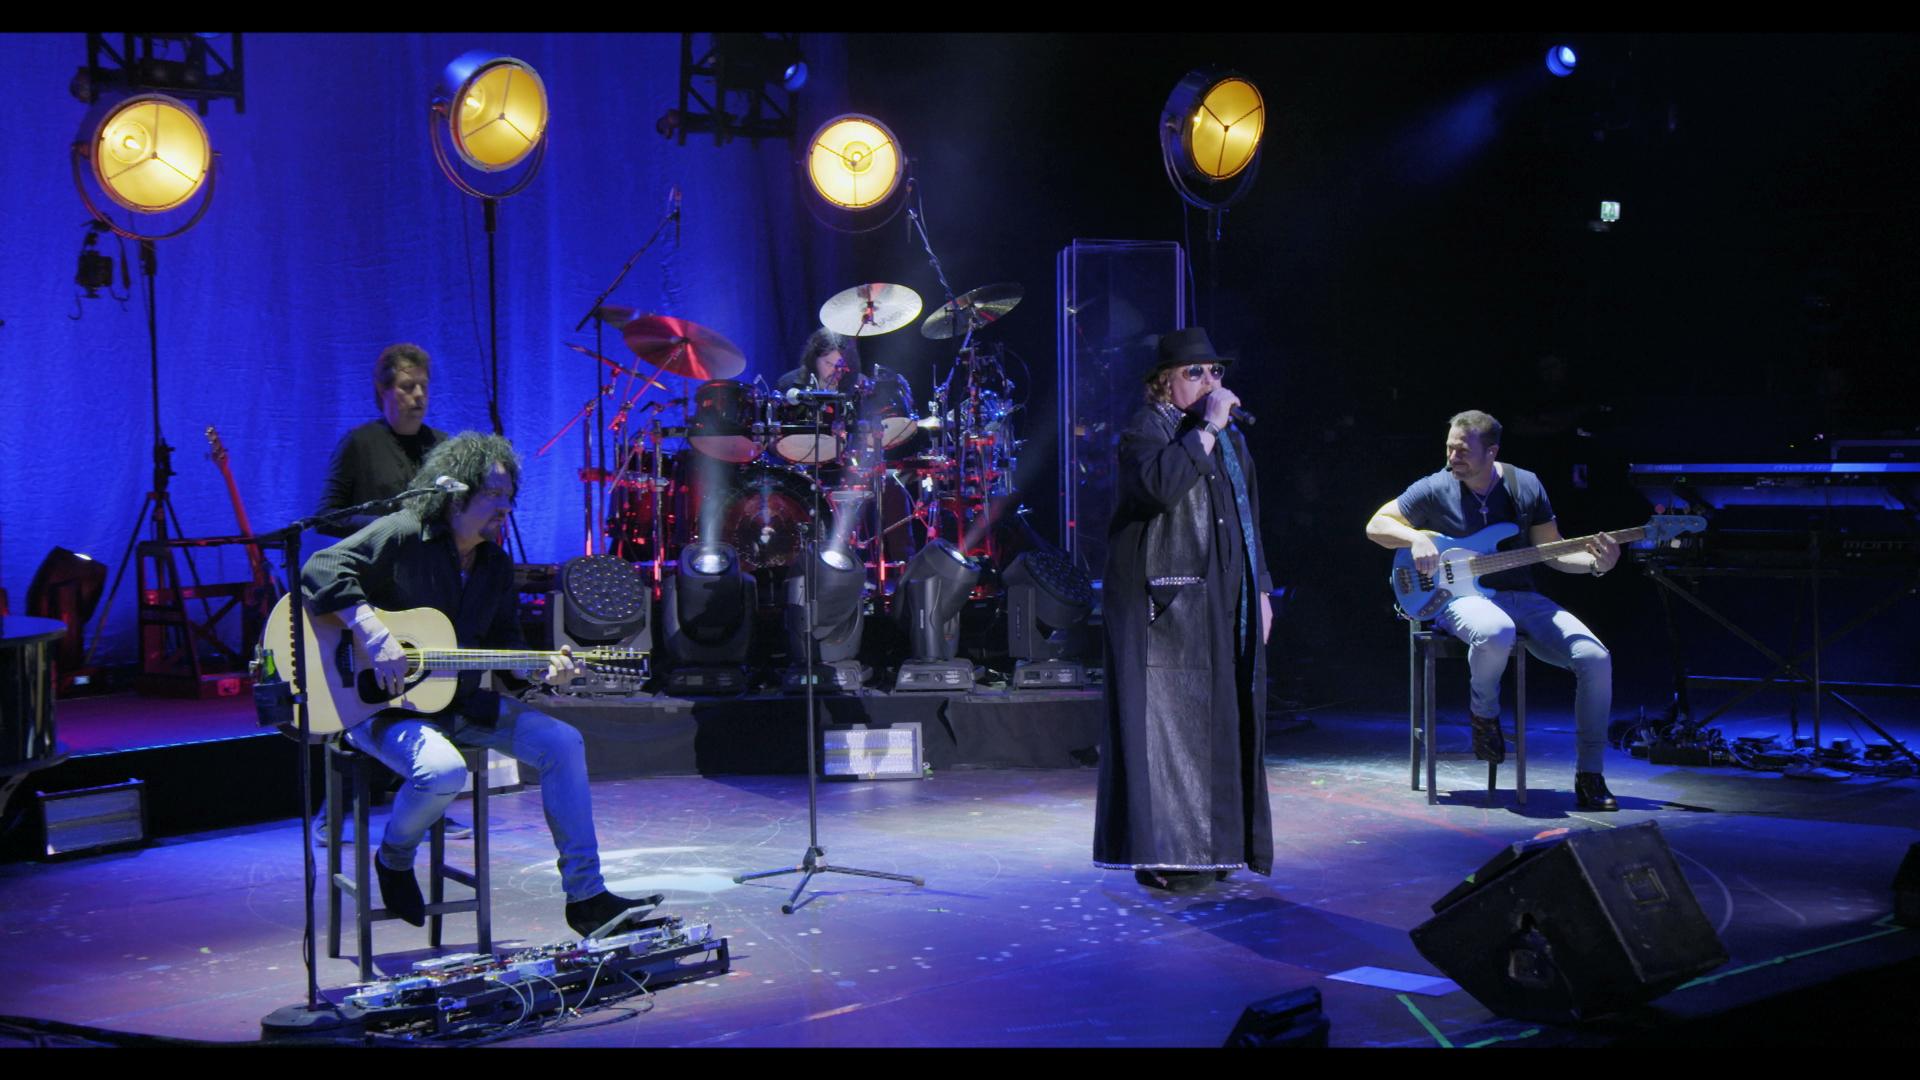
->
[806,113,903,211]
[1547,44,1579,78]
[87,94,210,214]
[1185,76,1265,181]
[438,52,549,172]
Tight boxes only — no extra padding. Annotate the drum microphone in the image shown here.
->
[784,387,846,404]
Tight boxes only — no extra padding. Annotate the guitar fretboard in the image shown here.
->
[404,649,634,671]
[1462,526,1647,576]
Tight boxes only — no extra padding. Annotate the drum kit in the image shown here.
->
[544,280,1029,599]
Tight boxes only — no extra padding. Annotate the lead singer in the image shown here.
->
[1094,328,1274,895]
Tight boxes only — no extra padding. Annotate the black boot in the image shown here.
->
[376,861,426,927]
[1574,771,1619,812]
[566,890,666,939]
[1470,714,1506,764]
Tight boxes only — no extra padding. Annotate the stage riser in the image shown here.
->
[547,689,1105,778]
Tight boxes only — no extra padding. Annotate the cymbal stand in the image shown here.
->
[735,395,922,913]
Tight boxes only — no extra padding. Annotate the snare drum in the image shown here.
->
[772,398,844,464]
[688,380,764,463]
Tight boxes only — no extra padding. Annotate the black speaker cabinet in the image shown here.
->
[1410,822,1727,1023]
[1894,841,1920,927]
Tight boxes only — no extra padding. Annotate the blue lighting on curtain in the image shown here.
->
[0,33,846,663]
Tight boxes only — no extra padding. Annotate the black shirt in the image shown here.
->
[301,509,524,723]
[314,420,447,538]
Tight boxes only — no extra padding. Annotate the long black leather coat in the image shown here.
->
[1093,402,1274,874]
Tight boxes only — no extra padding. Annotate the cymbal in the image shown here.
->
[820,283,923,338]
[566,342,645,380]
[621,315,747,380]
[592,304,638,327]
[920,282,1023,339]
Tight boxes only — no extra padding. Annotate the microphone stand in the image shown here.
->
[570,202,678,556]
[258,486,456,1035]
[735,394,922,913]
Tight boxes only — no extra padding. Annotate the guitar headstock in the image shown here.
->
[1644,514,1707,546]
[205,425,228,464]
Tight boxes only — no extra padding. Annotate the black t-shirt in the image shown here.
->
[314,420,447,537]
[1397,465,1555,592]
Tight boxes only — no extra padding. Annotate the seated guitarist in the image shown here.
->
[302,432,654,936]
[1365,410,1623,811]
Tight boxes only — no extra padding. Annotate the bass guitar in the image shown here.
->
[1389,515,1705,621]
[259,595,648,736]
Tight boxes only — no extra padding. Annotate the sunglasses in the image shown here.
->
[1179,364,1227,381]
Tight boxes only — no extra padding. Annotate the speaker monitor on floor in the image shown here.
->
[1409,821,1727,1024]
[1894,841,1920,927]
[1222,986,1330,1047]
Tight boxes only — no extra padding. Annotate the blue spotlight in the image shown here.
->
[783,61,808,92]
[1546,45,1578,78]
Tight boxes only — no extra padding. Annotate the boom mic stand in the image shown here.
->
[569,197,679,556]
[735,392,922,913]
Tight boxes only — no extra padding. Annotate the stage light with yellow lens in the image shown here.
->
[1161,67,1265,210]
[89,94,211,214]
[1186,77,1263,181]
[806,114,903,211]
[438,52,549,173]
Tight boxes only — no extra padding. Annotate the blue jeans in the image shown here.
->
[1438,590,1612,774]
[345,696,606,902]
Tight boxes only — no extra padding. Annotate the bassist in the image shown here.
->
[1365,410,1623,811]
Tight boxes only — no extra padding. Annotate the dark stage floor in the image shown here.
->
[2,707,1916,1048]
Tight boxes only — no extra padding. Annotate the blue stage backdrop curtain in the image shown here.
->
[0,32,850,663]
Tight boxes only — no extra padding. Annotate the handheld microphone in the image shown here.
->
[669,186,681,247]
[433,475,470,493]
[1230,405,1256,427]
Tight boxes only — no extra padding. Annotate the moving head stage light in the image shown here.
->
[661,543,755,694]
[893,539,979,692]
[1004,550,1099,690]
[783,543,868,693]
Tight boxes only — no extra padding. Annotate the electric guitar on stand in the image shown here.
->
[258,595,648,737]
[205,426,283,620]
[1388,515,1706,621]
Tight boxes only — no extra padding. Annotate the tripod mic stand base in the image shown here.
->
[735,844,924,915]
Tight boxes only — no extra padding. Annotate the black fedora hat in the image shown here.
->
[1143,327,1234,384]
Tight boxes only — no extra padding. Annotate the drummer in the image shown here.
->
[776,327,861,394]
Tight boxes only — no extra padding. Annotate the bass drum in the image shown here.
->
[719,463,829,571]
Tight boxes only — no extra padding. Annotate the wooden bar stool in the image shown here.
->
[324,739,492,981]
[1407,621,1527,806]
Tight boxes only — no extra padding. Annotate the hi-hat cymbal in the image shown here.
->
[921,282,1023,339]
[591,304,638,327]
[566,341,645,380]
[820,282,924,338]
[621,315,747,380]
